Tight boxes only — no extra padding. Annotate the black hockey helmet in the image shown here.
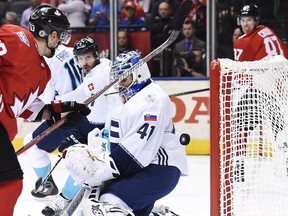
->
[237,4,260,25]
[29,5,71,44]
[73,36,100,57]
[239,3,260,17]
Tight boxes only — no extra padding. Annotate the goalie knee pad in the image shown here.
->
[81,188,134,216]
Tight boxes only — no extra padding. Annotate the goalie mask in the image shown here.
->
[111,51,151,102]
[237,3,260,25]
[29,5,71,45]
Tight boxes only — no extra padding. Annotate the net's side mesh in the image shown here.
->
[218,56,288,216]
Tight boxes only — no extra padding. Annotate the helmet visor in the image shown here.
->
[59,29,71,45]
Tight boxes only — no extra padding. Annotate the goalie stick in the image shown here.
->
[34,154,64,192]
[62,187,86,216]
[15,0,192,157]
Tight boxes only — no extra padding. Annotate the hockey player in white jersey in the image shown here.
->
[64,50,188,216]
[39,36,121,216]
[24,44,84,201]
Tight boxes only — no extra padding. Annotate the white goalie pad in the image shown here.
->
[65,144,119,187]
[80,187,131,216]
[81,199,127,216]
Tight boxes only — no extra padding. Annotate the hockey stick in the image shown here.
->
[16,0,192,156]
[34,154,64,192]
[169,88,210,98]
[62,187,86,216]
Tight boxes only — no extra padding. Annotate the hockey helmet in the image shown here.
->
[239,4,260,17]
[111,51,151,102]
[73,36,100,58]
[29,5,71,44]
[238,4,260,25]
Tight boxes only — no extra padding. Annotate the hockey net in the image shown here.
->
[210,55,288,216]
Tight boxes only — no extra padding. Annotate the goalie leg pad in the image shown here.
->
[81,199,128,216]
[81,187,130,216]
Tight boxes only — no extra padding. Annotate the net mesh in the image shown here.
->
[218,55,288,216]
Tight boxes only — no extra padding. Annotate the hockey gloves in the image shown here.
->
[58,134,80,153]
[65,144,120,188]
[46,100,91,127]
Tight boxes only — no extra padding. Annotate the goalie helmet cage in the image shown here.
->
[210,55,288,216]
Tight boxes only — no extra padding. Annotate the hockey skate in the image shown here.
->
[42,193,71,216]
[31,175,58,199]
[150,205,179,216]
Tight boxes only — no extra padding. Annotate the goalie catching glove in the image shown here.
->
[45,100,91,127]
[64,143,120,187]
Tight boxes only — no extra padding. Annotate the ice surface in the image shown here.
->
[14,154,210,216]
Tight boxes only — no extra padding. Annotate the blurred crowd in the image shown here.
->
[2,0,285,77]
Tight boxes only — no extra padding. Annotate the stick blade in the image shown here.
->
[173,0,193,31]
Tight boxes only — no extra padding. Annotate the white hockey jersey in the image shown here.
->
[108,81,188,176]
[40,45,83,103]
[57,58,122,125]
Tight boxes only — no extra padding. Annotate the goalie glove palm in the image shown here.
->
[65,144,120,187]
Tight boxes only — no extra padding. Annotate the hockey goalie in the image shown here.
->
[64,51,188,216]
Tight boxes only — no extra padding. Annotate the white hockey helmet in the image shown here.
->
[110,51,151,101]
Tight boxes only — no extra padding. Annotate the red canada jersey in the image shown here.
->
[0,24,51,140]
[233,25,288,61]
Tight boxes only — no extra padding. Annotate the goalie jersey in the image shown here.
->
[233,25,288,61]
[107,81,188,176]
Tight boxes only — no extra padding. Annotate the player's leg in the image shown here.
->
[41,120,101,215]
[42,175,81,216]
[0,124,23,215]
[99,164,181,216]
[25,121,76,199]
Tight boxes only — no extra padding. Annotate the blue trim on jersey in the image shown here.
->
[64,58,83,90]
[111,120,119,127]
[157,147,168,166]
[110,131,119,138]
[110,144,142,176]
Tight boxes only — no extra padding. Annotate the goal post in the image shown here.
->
[210,55,288,216]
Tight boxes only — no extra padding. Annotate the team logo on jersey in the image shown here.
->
[10,87,39,117]
[56,50,69,62]
[88,83,94,91]
[17,31,30,47]
[144,114,157,121]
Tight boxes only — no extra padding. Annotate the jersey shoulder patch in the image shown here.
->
[17,31,30,47]
[55,50,70,62]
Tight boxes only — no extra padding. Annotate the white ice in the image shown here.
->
[14,154,210,216]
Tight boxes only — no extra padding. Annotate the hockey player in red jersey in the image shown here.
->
[0,5,89,216]
[232,4,288,183]
[233,3,288,61]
